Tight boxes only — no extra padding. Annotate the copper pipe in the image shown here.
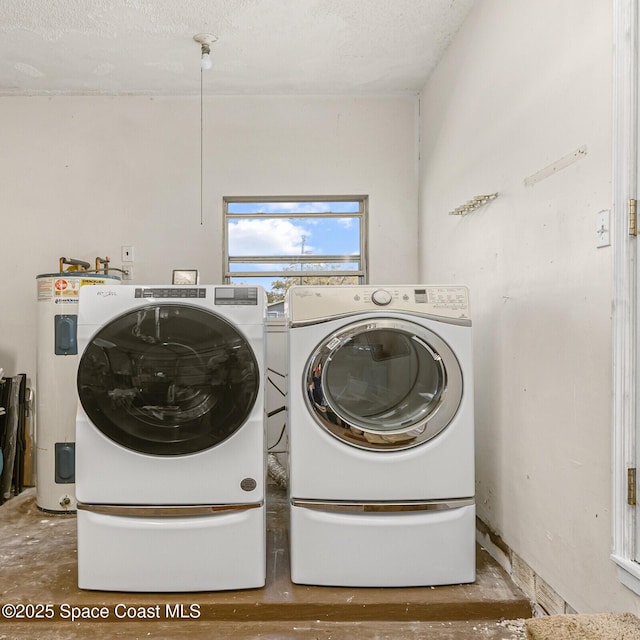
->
[95,256,111,275]
[59,257,91,272]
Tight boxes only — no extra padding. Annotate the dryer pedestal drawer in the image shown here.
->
[290,502,475,587]
[77,505,265,592]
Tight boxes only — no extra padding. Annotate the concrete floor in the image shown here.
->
[0,482,531,639]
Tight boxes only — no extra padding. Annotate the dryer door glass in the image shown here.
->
[77,304,259,455]
[305,319,463,451]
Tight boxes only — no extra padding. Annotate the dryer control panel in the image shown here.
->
[287,285,470,324]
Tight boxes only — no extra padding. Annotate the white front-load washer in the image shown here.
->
[75,285,265,592]
[287,285,475,587]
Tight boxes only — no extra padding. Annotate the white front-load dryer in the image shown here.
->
[75,285,266,592]
[287,285,475,587]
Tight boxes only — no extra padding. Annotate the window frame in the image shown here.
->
[222,195,368,287]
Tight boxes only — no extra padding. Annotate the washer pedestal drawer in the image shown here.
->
[77,505,265,592]
[290,501,475,587]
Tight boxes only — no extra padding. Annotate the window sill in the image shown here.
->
[612,554,640,597]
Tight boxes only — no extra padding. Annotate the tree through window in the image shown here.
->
[223,196,368,303]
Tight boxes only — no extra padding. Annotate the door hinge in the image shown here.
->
[628,467,637,506]
[629,199,637,236]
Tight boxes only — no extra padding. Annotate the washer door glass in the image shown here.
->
[77,304,259,456]
[305,318,463,451]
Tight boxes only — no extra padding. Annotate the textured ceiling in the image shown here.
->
[0,0,475,96]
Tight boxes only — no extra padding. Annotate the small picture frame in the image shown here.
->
[172,269,199,285]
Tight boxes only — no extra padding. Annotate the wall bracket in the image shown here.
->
[449,193,498,216]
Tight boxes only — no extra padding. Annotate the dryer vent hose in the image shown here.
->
[267,453,288,489]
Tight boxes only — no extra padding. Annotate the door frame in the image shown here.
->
[612,0,640,596]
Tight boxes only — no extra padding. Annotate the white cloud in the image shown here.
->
[229,218,313,256]
[259,202,334,214]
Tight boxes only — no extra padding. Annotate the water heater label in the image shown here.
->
[37,277,112,301]
[37,277,54,301]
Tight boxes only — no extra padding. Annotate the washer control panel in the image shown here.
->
[214,287,259,306]
[131,286,259,306]
[135,287,206,299]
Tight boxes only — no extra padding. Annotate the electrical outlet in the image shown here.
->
[121,263,133,281]
[121,245,134,262]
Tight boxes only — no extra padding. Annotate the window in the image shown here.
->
[223,196,368,302]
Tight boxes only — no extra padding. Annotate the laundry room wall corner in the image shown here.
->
[418,0,639,615]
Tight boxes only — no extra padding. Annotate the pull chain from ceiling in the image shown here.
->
[193,33,217,227]
[200,65,203,226]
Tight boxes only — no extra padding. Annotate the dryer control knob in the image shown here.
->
[371,289,392,306]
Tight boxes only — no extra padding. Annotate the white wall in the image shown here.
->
[419,0,639,613]
[0,94,418,379]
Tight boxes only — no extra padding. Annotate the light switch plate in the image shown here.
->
[596,210,610,248]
